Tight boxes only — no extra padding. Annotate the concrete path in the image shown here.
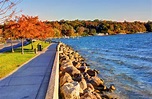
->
[0,43,57,99]
[0,41,28,53]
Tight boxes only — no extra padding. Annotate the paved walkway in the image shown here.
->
[0,41,28,53]
[0,43,57,99]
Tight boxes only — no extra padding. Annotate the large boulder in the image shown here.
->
[78,66,88,73]
[60,81,80,99]
[80,91,96,99]
[86,83,94,92]
[73,61,82,68]
[89,76,104,88]
[73,73,83,82]
[60,72,73,87]
[79,78,87,90]
[83,72,91,83]
[87,69,97,77]
[63,66,80,76]
[61,59,73,66]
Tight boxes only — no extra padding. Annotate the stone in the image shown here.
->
[92,92,102,99]
[60,72,73,87]
[61,59,73,65]
[83,72,90,83]
[63,66,80,76]
[80,91,96,99]
[72,61,82,68]
[73,73,83,82]
[96,84,107,92]
[109,84,116,92]
[87,83,94,92]
[87,69,97,77]
[78,66,87,73]
[79,78,87,90]
[60,81,80,99]
[94,69,100,74]
[90,76,104,88]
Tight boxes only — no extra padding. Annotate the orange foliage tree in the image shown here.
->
[14,15,54,54]
[3,20,18,52]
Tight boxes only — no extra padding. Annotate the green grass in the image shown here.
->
[0,41,50,79]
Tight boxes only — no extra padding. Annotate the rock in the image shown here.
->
[78,66,87,73]
[92,92,102,99]
[81,62,87,66]
[60,72,73,87]
[60,81,80,99]
[63,66,80,76]
[101,93,118,99]
[79,78,87,90]
[59,56,67,62]
[90,76,104,87]
[87,69,97,77]
[73,73,83,82]
[94,69,100,74]
[96,84,107,91]
[61,59,73,66]
[83,72,90,83]
[80,91,96,99]
[109,84,116,92]
[87,83,94,92]
[73,61,81,68]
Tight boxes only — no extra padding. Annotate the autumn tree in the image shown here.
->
[13,15,41,54]
[3,20,18,52]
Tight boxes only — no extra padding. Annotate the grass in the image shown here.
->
[0,40,50,79]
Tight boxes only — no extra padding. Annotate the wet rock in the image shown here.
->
[61,82,80,99]
[109,84,116,92]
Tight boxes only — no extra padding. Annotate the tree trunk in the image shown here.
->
[31,39,33,49]
[11,38,14,53]
[21,38,24,54]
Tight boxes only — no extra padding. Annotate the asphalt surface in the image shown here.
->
[0,41,28,53]
[0,43,57,99]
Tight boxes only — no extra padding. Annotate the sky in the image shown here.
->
[16,0,152,22]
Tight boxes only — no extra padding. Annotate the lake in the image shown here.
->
[54,33,152,99]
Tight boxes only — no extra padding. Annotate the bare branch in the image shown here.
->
[0,0,22,23]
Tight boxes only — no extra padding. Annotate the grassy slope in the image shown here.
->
[0,41,50,78]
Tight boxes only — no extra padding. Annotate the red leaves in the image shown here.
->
[3,15,54,40]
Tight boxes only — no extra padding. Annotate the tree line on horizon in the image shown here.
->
[46,20,152,37]
[1,16,152,39]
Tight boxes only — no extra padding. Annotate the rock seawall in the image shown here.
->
[59,43,118,99]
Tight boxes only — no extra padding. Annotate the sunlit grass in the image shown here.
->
[0,40,50,79]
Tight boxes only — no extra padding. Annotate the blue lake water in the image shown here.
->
[54,33,152,99]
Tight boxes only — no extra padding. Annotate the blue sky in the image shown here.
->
[17,0,152,22]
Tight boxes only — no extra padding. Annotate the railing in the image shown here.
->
[45,43,60,99]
